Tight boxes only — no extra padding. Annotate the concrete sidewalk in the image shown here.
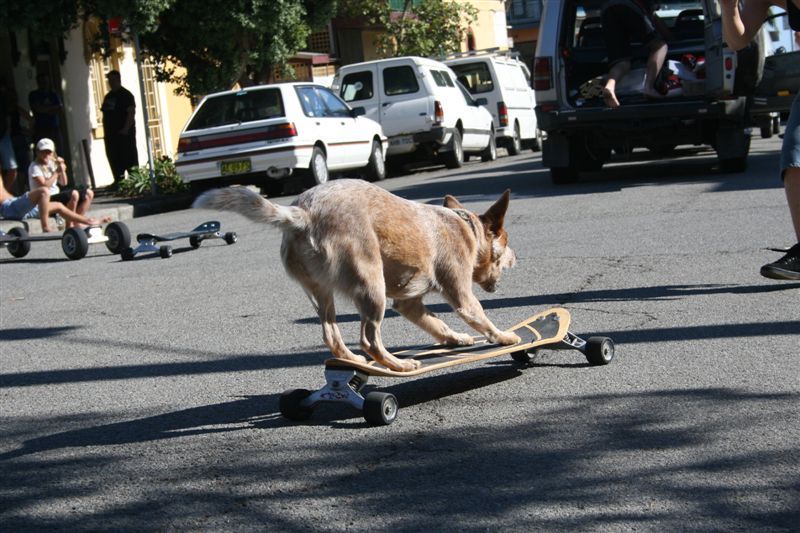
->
[0,190,194,235]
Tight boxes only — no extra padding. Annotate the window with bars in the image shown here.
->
[140,60,165,158]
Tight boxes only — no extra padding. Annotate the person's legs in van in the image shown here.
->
[601,2,666,107]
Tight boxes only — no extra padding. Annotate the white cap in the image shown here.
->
[36,138,55,152]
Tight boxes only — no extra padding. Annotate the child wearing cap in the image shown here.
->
[28,137,96,228]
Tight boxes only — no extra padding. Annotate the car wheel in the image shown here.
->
[531,127,543,152]
[365,139,386,182]
[507,122,521,155]
[443,129,464,169]
[306,146,329,187]
[481,131,497,162]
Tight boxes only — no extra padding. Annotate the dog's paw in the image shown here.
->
[395,358,422,372]
[447,333,475,346]
[495,332,521,346]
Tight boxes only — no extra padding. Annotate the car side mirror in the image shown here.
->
[474,97,488,106]
[350,106,366,117]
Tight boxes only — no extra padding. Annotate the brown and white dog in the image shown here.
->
[193,179,519,372]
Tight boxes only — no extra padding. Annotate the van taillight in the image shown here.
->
[434,100,444,125]
[725,57,734,70]
[533,57,553,91]
[497,102,509,127]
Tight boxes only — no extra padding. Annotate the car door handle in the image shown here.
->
[382,103,391,107]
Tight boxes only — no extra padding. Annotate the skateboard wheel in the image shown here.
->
[189,235,202,249]
[121,247,135,261]
[585,337,614,366]
[62,228,89,260]
[279,389,314,421]
[7,227,31,258]
[224,232,237,245]
[159,245,172,259]
[511,348,540,366]
[363,392,398,426]
[104,222,131,254]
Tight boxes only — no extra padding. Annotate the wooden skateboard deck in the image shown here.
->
[324,307,571,377]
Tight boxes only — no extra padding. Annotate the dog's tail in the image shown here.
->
[192,187,308,232]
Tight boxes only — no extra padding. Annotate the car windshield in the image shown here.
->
[186,88,285,130]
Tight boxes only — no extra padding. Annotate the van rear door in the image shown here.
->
[335,65,381,124]
[378,61,432,143]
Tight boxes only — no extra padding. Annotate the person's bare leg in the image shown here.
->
[28,188,55,232]
[643,40,668,99]
[2,168,17,193]
[785,169,800,241]
[66,190,79,228]
[603,60,631,108]
[77,188,94,217]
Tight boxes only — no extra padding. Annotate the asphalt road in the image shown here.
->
[1,136,798,530]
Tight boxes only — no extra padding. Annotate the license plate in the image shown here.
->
[389,135,413,147]
[220,159,251,176]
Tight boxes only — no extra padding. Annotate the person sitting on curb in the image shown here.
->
[1,170,109,232]
[28,138,96,229]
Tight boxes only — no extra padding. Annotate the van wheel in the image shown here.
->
[507,123,521,155]
[481,131,497,162]
[365,140,386,182]
[305,146,329,187]
[531,127,543,152]
[443,130,464,169]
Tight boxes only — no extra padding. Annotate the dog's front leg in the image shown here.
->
[447,290,521,346]
[393,297,474,346]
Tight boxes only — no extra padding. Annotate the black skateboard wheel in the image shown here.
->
[7,227,31,258]
[121,247,135,261]
[224,232,237,245]
[62,228,89,260]
[105,222,131,254]
[363,392,398,426]
[511,348,540,366]
[159,245,172,259]
[279,389,314,421]
[585,337,614,366]
[189,235,202,249]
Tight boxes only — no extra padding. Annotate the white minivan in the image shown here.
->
[331,56,496,169]
[445,49,541,155]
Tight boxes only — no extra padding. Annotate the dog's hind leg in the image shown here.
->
[354,288,422,372]
[305,286,367,364]
[393,297,474,346]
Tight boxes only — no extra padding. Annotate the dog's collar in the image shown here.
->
[452,208,478,237]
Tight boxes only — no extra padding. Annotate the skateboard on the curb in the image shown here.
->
[279,307,615,426]
[121,220,237,260]
[0,221,131,260]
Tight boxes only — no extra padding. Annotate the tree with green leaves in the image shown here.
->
[339,0,478,58]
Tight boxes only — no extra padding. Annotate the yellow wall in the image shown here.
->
[162,64,194,155]
[464,0,509,51]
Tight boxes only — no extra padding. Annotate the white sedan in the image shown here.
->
[175,83,388,194]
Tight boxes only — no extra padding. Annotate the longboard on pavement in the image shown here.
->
[0,222,130,260]
[279,307,615,426]
[121,220,237,260]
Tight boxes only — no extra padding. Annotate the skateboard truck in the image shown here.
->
[279,308,615,427]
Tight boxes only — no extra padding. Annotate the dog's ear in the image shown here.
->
[443,194,465,210]
[480,189,511,233]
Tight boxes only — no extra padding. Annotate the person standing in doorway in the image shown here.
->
[0,78,19,192]
[720,0,800,280]
[101,70,138,189]
[28,72,63,150]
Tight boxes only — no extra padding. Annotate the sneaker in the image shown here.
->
[760,243,800,280]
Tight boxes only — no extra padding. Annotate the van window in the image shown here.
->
[449,62,494,95]
[187,88,284,130]
[340,71,374,102]
[383,66,419,95]
[431,70,456,88]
